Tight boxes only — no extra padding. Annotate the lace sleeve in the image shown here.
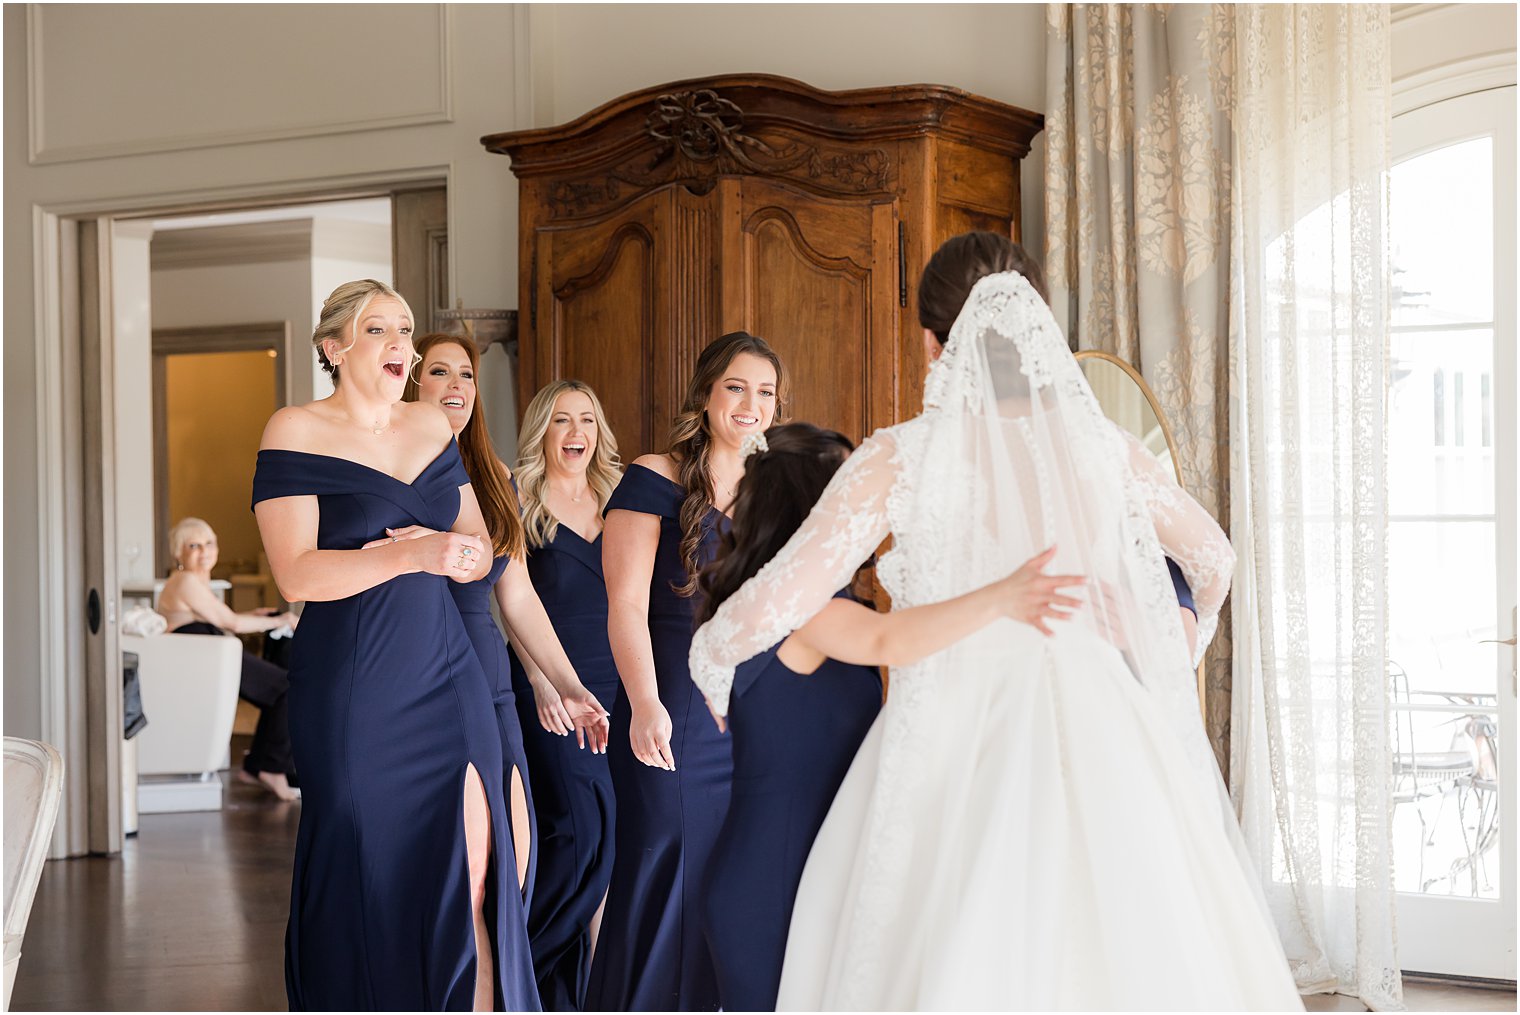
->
[1119,427,1236,666]
[689,430,898,715]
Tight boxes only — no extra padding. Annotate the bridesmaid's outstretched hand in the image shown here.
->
[528,673,578,736]
[562,686,612,754]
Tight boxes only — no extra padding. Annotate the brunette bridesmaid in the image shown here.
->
[585,332,786,1011]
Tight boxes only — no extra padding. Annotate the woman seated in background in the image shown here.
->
[157,516,301,801]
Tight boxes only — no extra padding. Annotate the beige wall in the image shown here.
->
[164,351,279,577]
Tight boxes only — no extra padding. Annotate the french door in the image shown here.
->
[1389,86,1516,981]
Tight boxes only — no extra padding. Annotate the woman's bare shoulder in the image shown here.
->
[259,404,326,452]
[631,453,678,481]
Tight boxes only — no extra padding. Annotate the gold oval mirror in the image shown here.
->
[1073,350,1206,719]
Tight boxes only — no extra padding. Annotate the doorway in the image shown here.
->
[1388,86,1517,982]
[43,181,447,858]
[152,327,286,585]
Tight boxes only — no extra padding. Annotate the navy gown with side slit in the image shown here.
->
[508,523,617,1011]
[450,554,539,908]
[584,463,731,1012]
[701,589,883,1012]
[251,441,540,1012]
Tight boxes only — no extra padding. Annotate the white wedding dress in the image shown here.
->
[689,272,1303,1011]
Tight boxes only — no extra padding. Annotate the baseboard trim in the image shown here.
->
[1403,970,1518,991]
[137,777,223,814]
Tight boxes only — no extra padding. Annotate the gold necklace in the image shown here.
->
[341,409,390,436]
[552,482,591,504]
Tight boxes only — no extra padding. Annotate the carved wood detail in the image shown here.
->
[489,74,1043,457]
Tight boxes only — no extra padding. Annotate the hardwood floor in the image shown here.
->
[10,764,1516,1012]
[11,767,297,1012]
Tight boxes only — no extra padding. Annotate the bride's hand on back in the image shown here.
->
[996,547,1085,636]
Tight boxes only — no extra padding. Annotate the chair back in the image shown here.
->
[3,737,64,1009]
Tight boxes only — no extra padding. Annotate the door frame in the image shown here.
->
[151,323,290,577]
[1389,83,1517,982]
[33,166,449,857]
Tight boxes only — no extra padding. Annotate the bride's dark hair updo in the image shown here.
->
[917,231,1050,346]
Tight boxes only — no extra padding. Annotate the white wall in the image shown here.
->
[112,222,157,590]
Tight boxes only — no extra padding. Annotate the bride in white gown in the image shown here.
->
[689,233,1303,1011]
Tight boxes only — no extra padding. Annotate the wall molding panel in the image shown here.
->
[27,4,455,165]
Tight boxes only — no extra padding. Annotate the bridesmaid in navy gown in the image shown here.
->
[587,332,787,1011]
[251,280,536,1010]
[403,334,612,901]
[691,423,1087,1012]
[506,380,625,1010]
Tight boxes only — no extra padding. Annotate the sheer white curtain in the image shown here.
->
[1228,5,1401,1009]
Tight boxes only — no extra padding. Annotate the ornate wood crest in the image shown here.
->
[543,87,892,217]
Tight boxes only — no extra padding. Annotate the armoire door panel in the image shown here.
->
[728,179,898,443]
[535,190,673,458]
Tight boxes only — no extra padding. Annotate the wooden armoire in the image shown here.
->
[483,74,1042,455]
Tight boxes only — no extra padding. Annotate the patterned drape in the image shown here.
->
[1045,3,1237,770]
[1047,4,1400,1007]
[1228,6,1399,1008]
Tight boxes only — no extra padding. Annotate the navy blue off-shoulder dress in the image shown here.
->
[508,522,618,1011]
[450,553,539,904]
[251,441,539,1012]
[585,463,731,1012]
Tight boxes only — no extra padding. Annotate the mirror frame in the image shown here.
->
[1072,350,1207,720]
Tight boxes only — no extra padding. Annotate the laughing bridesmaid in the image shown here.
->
[401,334,611,903]
[253,281,533,1010]
[508,380,623,1010]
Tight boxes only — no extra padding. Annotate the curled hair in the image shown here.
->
[402,332,525,561]
[168,516,213,563]
[667,332,788,597]
[312,279,415,383]
[917,232,1049,345]
[696,424,863,625]
[515,380,623,548]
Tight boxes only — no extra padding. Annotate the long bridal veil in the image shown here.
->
[691,270,1296,1009]
[900,269,1230,809]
